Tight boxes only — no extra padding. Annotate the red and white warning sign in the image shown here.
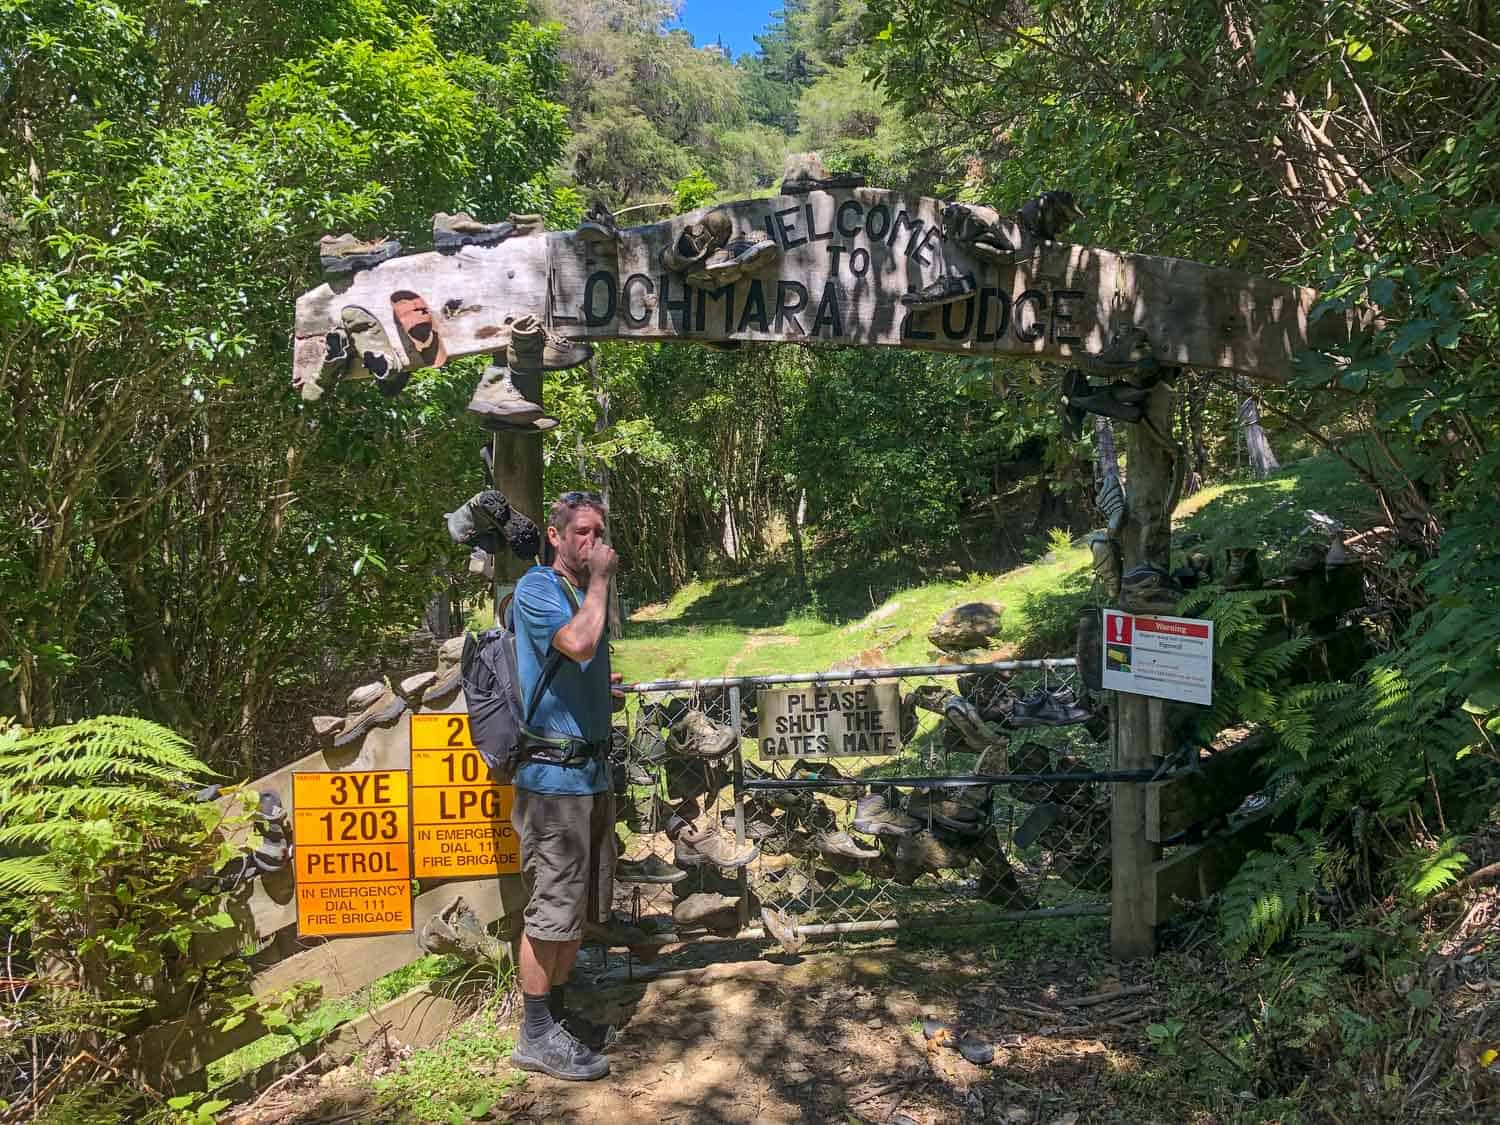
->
[1101,610,1214,706]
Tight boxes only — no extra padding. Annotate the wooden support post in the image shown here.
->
[1110,379,1176,959]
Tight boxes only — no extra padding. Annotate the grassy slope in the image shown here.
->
[613,451,1377,684]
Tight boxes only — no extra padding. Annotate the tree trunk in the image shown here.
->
[1238,395,1280,478]
[1187,383,1208,494]
[788,488,808,600]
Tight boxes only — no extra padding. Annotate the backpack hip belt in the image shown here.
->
[518,732,608,768]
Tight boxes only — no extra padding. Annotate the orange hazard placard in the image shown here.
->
[293,770,413,937]
[410,723,520,878]
[410,713,473,752]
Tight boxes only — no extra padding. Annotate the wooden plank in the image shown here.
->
[250,876,525,1002]
[210,982,469,1104]
[1151,808,1279,925]
[128,876,523,1090]
[1146,731,1272,843]
[293,189,1359,394]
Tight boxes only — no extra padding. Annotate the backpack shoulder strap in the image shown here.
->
[519,573,583,725]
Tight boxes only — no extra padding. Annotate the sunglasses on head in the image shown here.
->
[559,490,604,505]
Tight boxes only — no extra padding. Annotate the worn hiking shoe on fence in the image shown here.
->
[1223,547,1262,590]
[760,906,805,954]
[851,791,921,837]
[905,791,986,836]
[1015,801,1063,849]
[616,852,686,885]
[674,822,759,870]
[320,233,400,273]
[669,709,736,759]
[433,211,517,251]
[333,681,407,747]
[1010,688,1090,729]
[817,830,881,871]
[511,1022,609,1082]
[893,830,973,882]
[942,696,1003,753]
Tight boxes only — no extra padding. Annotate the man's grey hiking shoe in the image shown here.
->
[511,1022,609,1082]
[669,708,736,759]
[333,681,407,747]
[320,233,401,273]
[674,821,759,870]
[616,853,687,885]
[661,208,731,273]
[851,792,921,837]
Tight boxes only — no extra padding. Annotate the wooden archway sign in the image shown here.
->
[292,187,1353,396]
[292,187,1356,961]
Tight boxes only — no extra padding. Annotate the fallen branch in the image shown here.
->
[1059,984,1151,1008]
[1404,861,1500,924]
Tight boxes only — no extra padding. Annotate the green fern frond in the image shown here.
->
[1220,830,1332,958]
[1394,838,1469,901]
[0,855,66,896]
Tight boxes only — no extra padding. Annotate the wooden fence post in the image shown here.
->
[1110,379,1176,958]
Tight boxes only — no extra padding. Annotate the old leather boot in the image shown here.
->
[668,709,736,759]
[467,362,544,427]
[507,314,592,372]
[674,820,759,870]
[333,681,407,747]
[851,791,921,837]
[686,234,779,287]
[901,273,978,311]
[433,211,516,251]
[320,233,400,273]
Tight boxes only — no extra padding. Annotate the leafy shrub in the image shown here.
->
[0,716,252,1117]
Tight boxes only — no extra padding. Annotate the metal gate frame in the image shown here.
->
[613,657,1130,947]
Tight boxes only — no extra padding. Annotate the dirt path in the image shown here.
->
[721,631,799,679]
[496,939,1161,1125]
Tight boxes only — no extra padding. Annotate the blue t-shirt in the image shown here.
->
[511,566,610,795]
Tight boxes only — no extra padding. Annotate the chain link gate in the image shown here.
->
[605,658,1126,953]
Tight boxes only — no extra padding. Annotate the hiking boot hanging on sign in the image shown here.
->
[507,314,592,372]
[780,152,866,195]
[320,233,401,274]
[660,208,732,273]
[1014,190,1084,242]
[332,680,407,747]
[340,306,404,391]
[941,202,1020,265]
[1076,325,1159,377]
[686,234,780,288]
[1119,562,1182,615]
[577,204,620,244]
[391,290,447,369]
[901,273,979,311]
[433,211,519,251]
[467,362,545,428]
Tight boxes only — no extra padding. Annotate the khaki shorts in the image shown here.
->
[511,789,615,942]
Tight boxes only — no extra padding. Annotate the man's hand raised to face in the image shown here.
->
[586,541,618,584]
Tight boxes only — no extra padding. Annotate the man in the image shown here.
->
[508,490,621,1082]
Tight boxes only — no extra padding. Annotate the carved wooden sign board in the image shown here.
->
[292,187,1354,396]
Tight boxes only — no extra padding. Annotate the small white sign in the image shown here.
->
[1101,610,1214,706]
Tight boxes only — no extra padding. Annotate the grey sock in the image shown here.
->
[548,985,566,1021]
[522,991,553,1040]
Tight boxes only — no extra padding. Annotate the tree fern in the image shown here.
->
[0,716,217,905]
[1220,830,1339,957]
